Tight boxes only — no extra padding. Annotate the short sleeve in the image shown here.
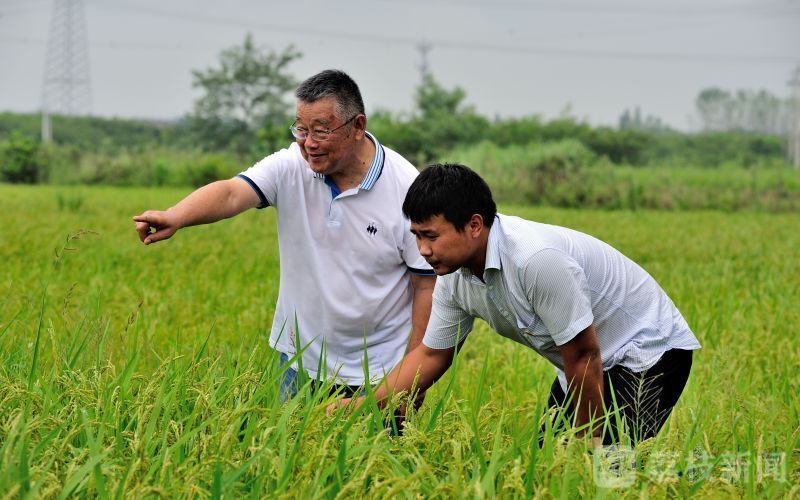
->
[422,278,475,349]
[401,221,434,276]
[523,248,593,346]
[237,144,299,209]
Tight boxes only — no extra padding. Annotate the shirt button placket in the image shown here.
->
[328,199,341,227]
[488,281,510,323]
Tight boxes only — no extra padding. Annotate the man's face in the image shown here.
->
[410,214,477,276]
[294,97,362,176]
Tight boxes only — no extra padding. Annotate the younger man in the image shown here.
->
[333,163,700,445]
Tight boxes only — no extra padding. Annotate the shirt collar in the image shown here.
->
[312,131,384,191]
[458,215,502,278]
[484,217,502,270]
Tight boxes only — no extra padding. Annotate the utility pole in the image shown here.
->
[417,40,432,84]
[789,66,800,169]
[41,0,92,142]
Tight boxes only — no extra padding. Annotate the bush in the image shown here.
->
[442,140,597,206]
[180,154,239,187]
[0,133,46,183]
[442,141,800,212]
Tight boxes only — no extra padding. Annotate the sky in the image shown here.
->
[1,0,799,131]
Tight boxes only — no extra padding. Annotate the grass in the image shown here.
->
[1,183,798,497]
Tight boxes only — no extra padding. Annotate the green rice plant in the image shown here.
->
[55,191,85,213]
[0,184,798,497]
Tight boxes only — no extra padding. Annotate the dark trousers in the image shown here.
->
[545,348,693,445]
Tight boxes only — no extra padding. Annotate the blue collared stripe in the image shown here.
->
[359,132,385,191]
[237,174,269,208]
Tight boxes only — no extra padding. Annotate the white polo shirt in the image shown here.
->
[423,214,700,390]
[237,132,433,385]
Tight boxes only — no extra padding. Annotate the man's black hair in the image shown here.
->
[295,69,365,120]
[403,163,497,230]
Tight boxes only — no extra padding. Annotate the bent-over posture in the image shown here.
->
[332,163,700,445]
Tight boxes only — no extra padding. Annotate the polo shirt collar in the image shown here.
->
[312,131,384,191]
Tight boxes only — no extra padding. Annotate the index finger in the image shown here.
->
[132,212,157,224]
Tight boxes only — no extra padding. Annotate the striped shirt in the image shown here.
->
[423,214,700,389]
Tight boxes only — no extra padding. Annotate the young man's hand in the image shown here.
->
[326,396,365,416]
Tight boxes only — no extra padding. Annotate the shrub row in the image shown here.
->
[444,140,800,212]
[2,133,797,211]
[0,134,244,187]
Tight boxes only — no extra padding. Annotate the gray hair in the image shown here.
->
[295,69,365,121]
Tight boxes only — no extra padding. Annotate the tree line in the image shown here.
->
[0,34,795,203]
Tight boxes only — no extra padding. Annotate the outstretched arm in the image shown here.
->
[133,177,260,245]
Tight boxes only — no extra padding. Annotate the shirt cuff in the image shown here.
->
[236,174,269,209]
[551,311,594,346]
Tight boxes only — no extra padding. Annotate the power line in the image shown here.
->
[0,35,222,52]
[0,1,49,17]
[83,3,799,66]
[369,0,800,17]
[2,2,796,66]
[2,32,795,66]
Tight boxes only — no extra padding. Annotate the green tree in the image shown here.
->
[696,87,733,131]
[189,34,301,155]
[695,87,789,134]
[416,73,469,119]
[412,74,488,161]
[618,106,669,132]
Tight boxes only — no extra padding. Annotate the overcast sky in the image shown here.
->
[1,0,799,131]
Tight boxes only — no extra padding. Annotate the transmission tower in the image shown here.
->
[789,66,800,169]
[41,0,92,142]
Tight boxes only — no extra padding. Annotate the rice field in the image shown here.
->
[1,183,798,498]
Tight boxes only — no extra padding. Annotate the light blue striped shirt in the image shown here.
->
[423,214,701,387]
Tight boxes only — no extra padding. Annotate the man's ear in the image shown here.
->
[467,214,484,238]
[353,114,367,140]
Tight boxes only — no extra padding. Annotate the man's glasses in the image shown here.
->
[290,115,356,142]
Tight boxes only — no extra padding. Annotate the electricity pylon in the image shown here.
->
[41,0,91,142]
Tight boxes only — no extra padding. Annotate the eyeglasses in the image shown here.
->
[290,115,356,142]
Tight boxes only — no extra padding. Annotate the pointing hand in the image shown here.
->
[132,210,180,245]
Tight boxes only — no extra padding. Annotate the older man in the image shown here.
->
[134,70,435,399]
